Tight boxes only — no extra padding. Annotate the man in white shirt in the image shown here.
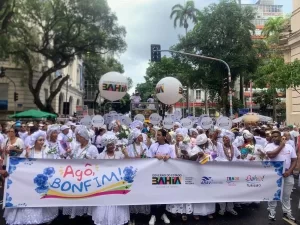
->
[264,130,297,222]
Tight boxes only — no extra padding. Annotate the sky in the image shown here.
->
[107,0,293,94]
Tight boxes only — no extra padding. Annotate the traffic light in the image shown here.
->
[151,44,161,62]
[223,77,228,89]
[14,92,18,101]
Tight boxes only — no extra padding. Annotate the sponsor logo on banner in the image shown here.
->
[152,174,182,185]
[201,176,223,185]
[246,175,265,188]
[226,176,240,186]
[32,163,138,199]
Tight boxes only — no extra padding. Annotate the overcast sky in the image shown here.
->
[107,0,292,93]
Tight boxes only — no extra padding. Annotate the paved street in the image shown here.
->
[1,176,299,225]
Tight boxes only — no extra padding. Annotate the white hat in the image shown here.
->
[195,134,208,145]
[61,125,70,131]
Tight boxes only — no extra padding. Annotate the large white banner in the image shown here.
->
[4,157,284,208]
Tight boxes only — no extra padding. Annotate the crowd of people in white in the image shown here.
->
[0,119,298,225]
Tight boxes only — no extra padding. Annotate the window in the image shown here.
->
[196,90,201,100]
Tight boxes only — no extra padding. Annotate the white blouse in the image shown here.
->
[147,143,176,159]
[127,142,148,158]
[73,144,98,159]
[98,150,125,160]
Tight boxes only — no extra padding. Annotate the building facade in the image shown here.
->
[283,0,300,124]
[0,56,84,119]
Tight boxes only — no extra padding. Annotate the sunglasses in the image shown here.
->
[38,139,45,141]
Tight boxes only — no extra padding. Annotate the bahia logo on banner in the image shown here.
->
[245,175,265,188]
[226,176,240,186]
[33,164,138,199]
[152,174,182,185]
[201,176,223,185]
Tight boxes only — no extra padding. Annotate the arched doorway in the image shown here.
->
[58,93,64,115]
[69,96,73,115]
[76,99,80,106]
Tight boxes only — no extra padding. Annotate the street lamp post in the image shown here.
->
[0,67,16,116]
[156,50,233,118]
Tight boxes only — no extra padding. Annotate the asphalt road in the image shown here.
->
[1,176,299,225]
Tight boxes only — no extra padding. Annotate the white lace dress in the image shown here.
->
[89,150,130,225]
[126,143,150,215]
[62,144,98,218]
[4,148,59,225]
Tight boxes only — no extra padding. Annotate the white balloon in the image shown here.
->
[134,114,145,122]
[99,72,128,101]
[92,115,104,128]
[156,77,183,105]
[181,118,193,129]
[163,117,173,129]
[200,117,213,130]
[80,116,92,128]
[216,116,232,130]
[149,113,161,125]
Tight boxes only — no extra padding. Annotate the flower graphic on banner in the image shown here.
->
[261,161,284,201]
[33,167,55,195]
[8,157,36,175]
[7,179,12,189]
[123,166,137,183]
[5,193,13,207]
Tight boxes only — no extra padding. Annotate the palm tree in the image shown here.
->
[262,17,287,37]
[170,0,200,35]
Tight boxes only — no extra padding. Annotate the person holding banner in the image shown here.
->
[91,133,130,225]
[216,133,240,216]
[63,126,98,219]
[148,129,174,225]
[265,131,297,222]
[126,129,150,225]
[174,128,190,159]
[188,133,216,220]
[4,130,59,225]
[45,125,61,159]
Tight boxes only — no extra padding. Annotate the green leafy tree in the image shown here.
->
[252,89,280,114]
[172,0,257,115]
[170,0,200,34]
[253,57,300,119]
[0,0,15,33]
[262,17,287,37]
[0,0,126,113]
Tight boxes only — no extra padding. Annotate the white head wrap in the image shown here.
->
[30,130,46,147]
[61,125,70,131]
[130,120,143,129]
[75,125,85,134]
[128,128,142,144]
[108,120,118,130]
[196,126,203,130]
[196,134,208,145]
[173,122,182,128]
[101,133,118,146]
[189,128,198,136]
[77,126,92,141]
[175,128,187,137]
[223,130,235,142]
[243,131,253,139]
[47,125,60,140]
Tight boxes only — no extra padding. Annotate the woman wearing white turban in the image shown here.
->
[126,129,148,158]
[44,125,60,159]
[62,126,98,219]
[188,134,216,220]
[125,129,150,224]
[215,133,240,217]
[4,131,59,225]
[89,133,130,225]
[166,128,192,221]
